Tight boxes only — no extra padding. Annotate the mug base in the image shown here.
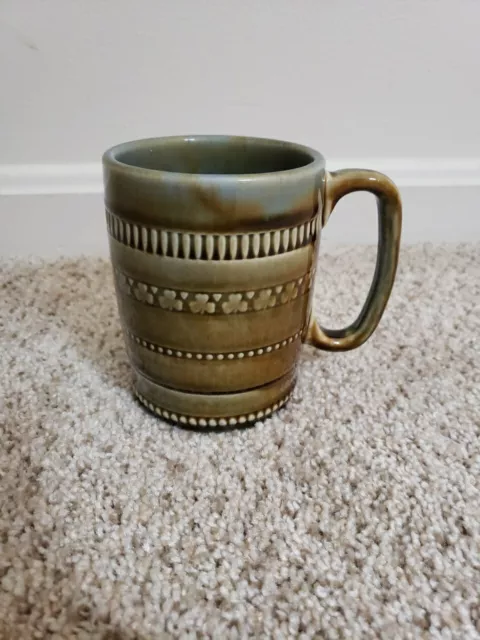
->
[133,368,295,428]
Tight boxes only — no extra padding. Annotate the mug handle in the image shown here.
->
[306,169,402,351]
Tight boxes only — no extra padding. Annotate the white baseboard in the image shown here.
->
[1,159,479,257]
[1,158,480,196]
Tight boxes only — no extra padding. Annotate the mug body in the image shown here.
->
[103,135,325,426]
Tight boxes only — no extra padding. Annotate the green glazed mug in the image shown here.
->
[103,135,402,428]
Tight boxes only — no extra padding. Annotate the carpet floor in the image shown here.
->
[0,244,479,639]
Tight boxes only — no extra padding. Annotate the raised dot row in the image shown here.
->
[127,330,303,359]
[135,391,291,427]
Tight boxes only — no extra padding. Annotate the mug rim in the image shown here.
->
[102,134,325,184]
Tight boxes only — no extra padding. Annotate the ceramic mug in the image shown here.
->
[103,135,401,428]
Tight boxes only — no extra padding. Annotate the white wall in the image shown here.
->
[1,0,479,256]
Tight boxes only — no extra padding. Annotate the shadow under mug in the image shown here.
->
[103,135,402,428]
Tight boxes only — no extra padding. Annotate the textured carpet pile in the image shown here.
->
[0,244,479,639]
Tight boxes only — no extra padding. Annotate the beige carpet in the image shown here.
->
[0,244,479,639]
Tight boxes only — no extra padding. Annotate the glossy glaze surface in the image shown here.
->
[103,135,401,426]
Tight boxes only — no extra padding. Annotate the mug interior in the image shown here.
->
[112,136,316,176]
